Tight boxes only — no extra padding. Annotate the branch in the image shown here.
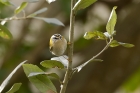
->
[74,38,113,72]
[60,0,76,93]
[0,16,29,22]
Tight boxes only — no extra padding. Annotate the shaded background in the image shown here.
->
[0,0,140,93]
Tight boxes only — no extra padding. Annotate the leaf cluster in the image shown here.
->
[84,6,134,48]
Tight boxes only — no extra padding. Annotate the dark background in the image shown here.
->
[0,0,140,93]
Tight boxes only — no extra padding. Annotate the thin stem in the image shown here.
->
[74,38,113,72]
[0,17,29,22]
[60,0,76,93]
[88,39,112,61]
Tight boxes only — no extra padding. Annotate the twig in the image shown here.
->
[74,38,113,72]
[59,0,76,93]
[0,17,29,22]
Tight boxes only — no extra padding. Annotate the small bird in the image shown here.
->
[49,34,67,56]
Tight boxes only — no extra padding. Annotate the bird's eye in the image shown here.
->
[53,37,58,39]
[52,34,62,40]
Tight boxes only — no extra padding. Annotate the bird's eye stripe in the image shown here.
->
[52,34,62,38]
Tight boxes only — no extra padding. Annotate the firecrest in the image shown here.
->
[49,34,67,56]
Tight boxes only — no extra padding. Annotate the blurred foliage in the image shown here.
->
[74,36,92,51]
[123,67,140,92]
[59,0,71,17]
[0,0,140,93]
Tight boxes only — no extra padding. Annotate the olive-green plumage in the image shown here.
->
[49,34,67,56]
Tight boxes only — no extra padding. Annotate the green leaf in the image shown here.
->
[47,73,60,80]
[29,72,60,80]
[33,17,64,26]
[73,0,97,11]
[84,31,95,39]
[22,64,57,93]
[0,60,27,93]
[110,40,120,47]
[40,60,64,69]
[84,31,106,40]
[51,56,68,68]
[46,0,56,4]
[106,6,117,36]
[27,8,48,17]
[14,2,28,14]
[118,42,134,48]
[0,0,12,6]
[6,83,22,93]
[110,40,135,48]
[0,24,13,39]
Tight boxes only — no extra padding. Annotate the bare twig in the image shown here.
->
[0,17,29,22]
[60,0,76,93]
[74,38,113,72]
